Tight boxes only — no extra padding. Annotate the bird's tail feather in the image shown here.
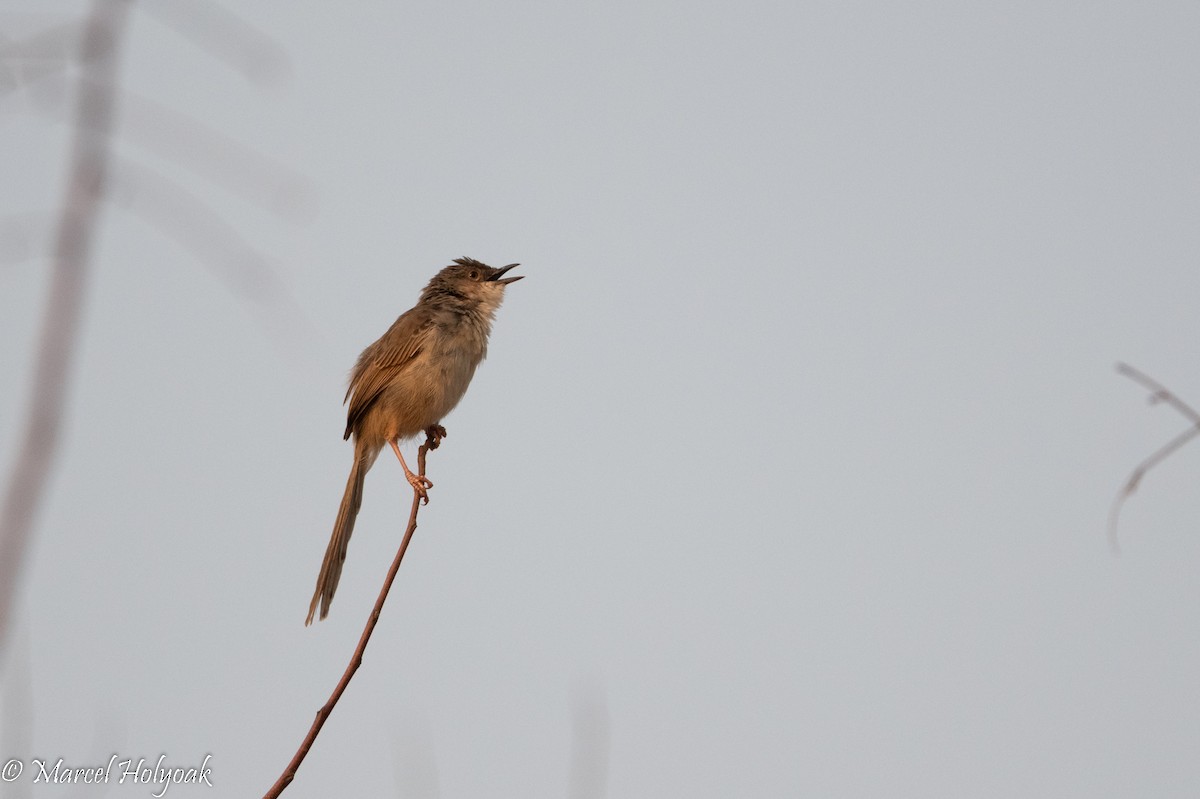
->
[306,447,370,624]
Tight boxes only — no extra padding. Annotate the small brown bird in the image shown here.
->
[307,257,523,624]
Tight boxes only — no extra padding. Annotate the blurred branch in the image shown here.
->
[119,89,315,223]
[1109,362,1200,554]
[21,79,315,223]
[0,25,75,105]
[0,632,32,798]
[0,21,76,89]
[0,0,131,659]
[568,681,610,799]
[1117,362,1200,424]
[110,156,285,302]
[390,713,441,799]
[265,432,439,798]
[140,0,289,86]
[0,0,305,658]
[109,157,317,358]
[0,20,80,63]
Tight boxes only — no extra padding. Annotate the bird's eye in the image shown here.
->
[469,270,480,280]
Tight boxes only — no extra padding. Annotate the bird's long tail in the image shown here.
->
[307,443,373,624]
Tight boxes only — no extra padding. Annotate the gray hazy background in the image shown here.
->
[3,1,1200,796]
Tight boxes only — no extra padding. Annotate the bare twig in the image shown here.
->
[1109,362,1200,553]
[265,431,440,798]
[0,0,131,659]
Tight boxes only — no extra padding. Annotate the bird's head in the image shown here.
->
[422,257,524,315]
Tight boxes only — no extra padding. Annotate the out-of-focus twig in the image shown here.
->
[0,23,79,115]
[110,157,284,302]
[0,21,80,62]
[139,0,289,86]
[22,82,315,223]
[118,89,315,222]
[264,431,440,798]
[1109,362,1200,554]
[109,157,317,359]
[390,713,442,799]
[0,631,32,798]
[0,0,131,659]
[568,681,610,799]
[1,0,307,664]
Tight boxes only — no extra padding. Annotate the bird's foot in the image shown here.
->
[424,424,448,450]
[406,470,434,504]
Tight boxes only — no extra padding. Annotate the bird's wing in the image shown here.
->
[343,308,435,439]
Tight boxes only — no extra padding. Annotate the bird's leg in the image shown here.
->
[389,439,433,504]
[424,424,447,450]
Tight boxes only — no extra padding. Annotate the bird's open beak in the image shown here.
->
[489,263,524,285]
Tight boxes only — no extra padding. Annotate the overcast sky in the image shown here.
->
[2,1,1200,796]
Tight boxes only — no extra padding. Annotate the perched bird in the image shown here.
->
[307,257,523,624]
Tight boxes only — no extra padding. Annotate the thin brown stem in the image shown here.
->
[1110,363,1200,553]
[264,431,439,798]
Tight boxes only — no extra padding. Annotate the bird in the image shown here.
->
[306,257,523,624]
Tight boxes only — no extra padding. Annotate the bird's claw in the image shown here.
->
[407,471,434,504]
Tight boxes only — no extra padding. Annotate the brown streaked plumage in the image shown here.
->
[306,257,523,624]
